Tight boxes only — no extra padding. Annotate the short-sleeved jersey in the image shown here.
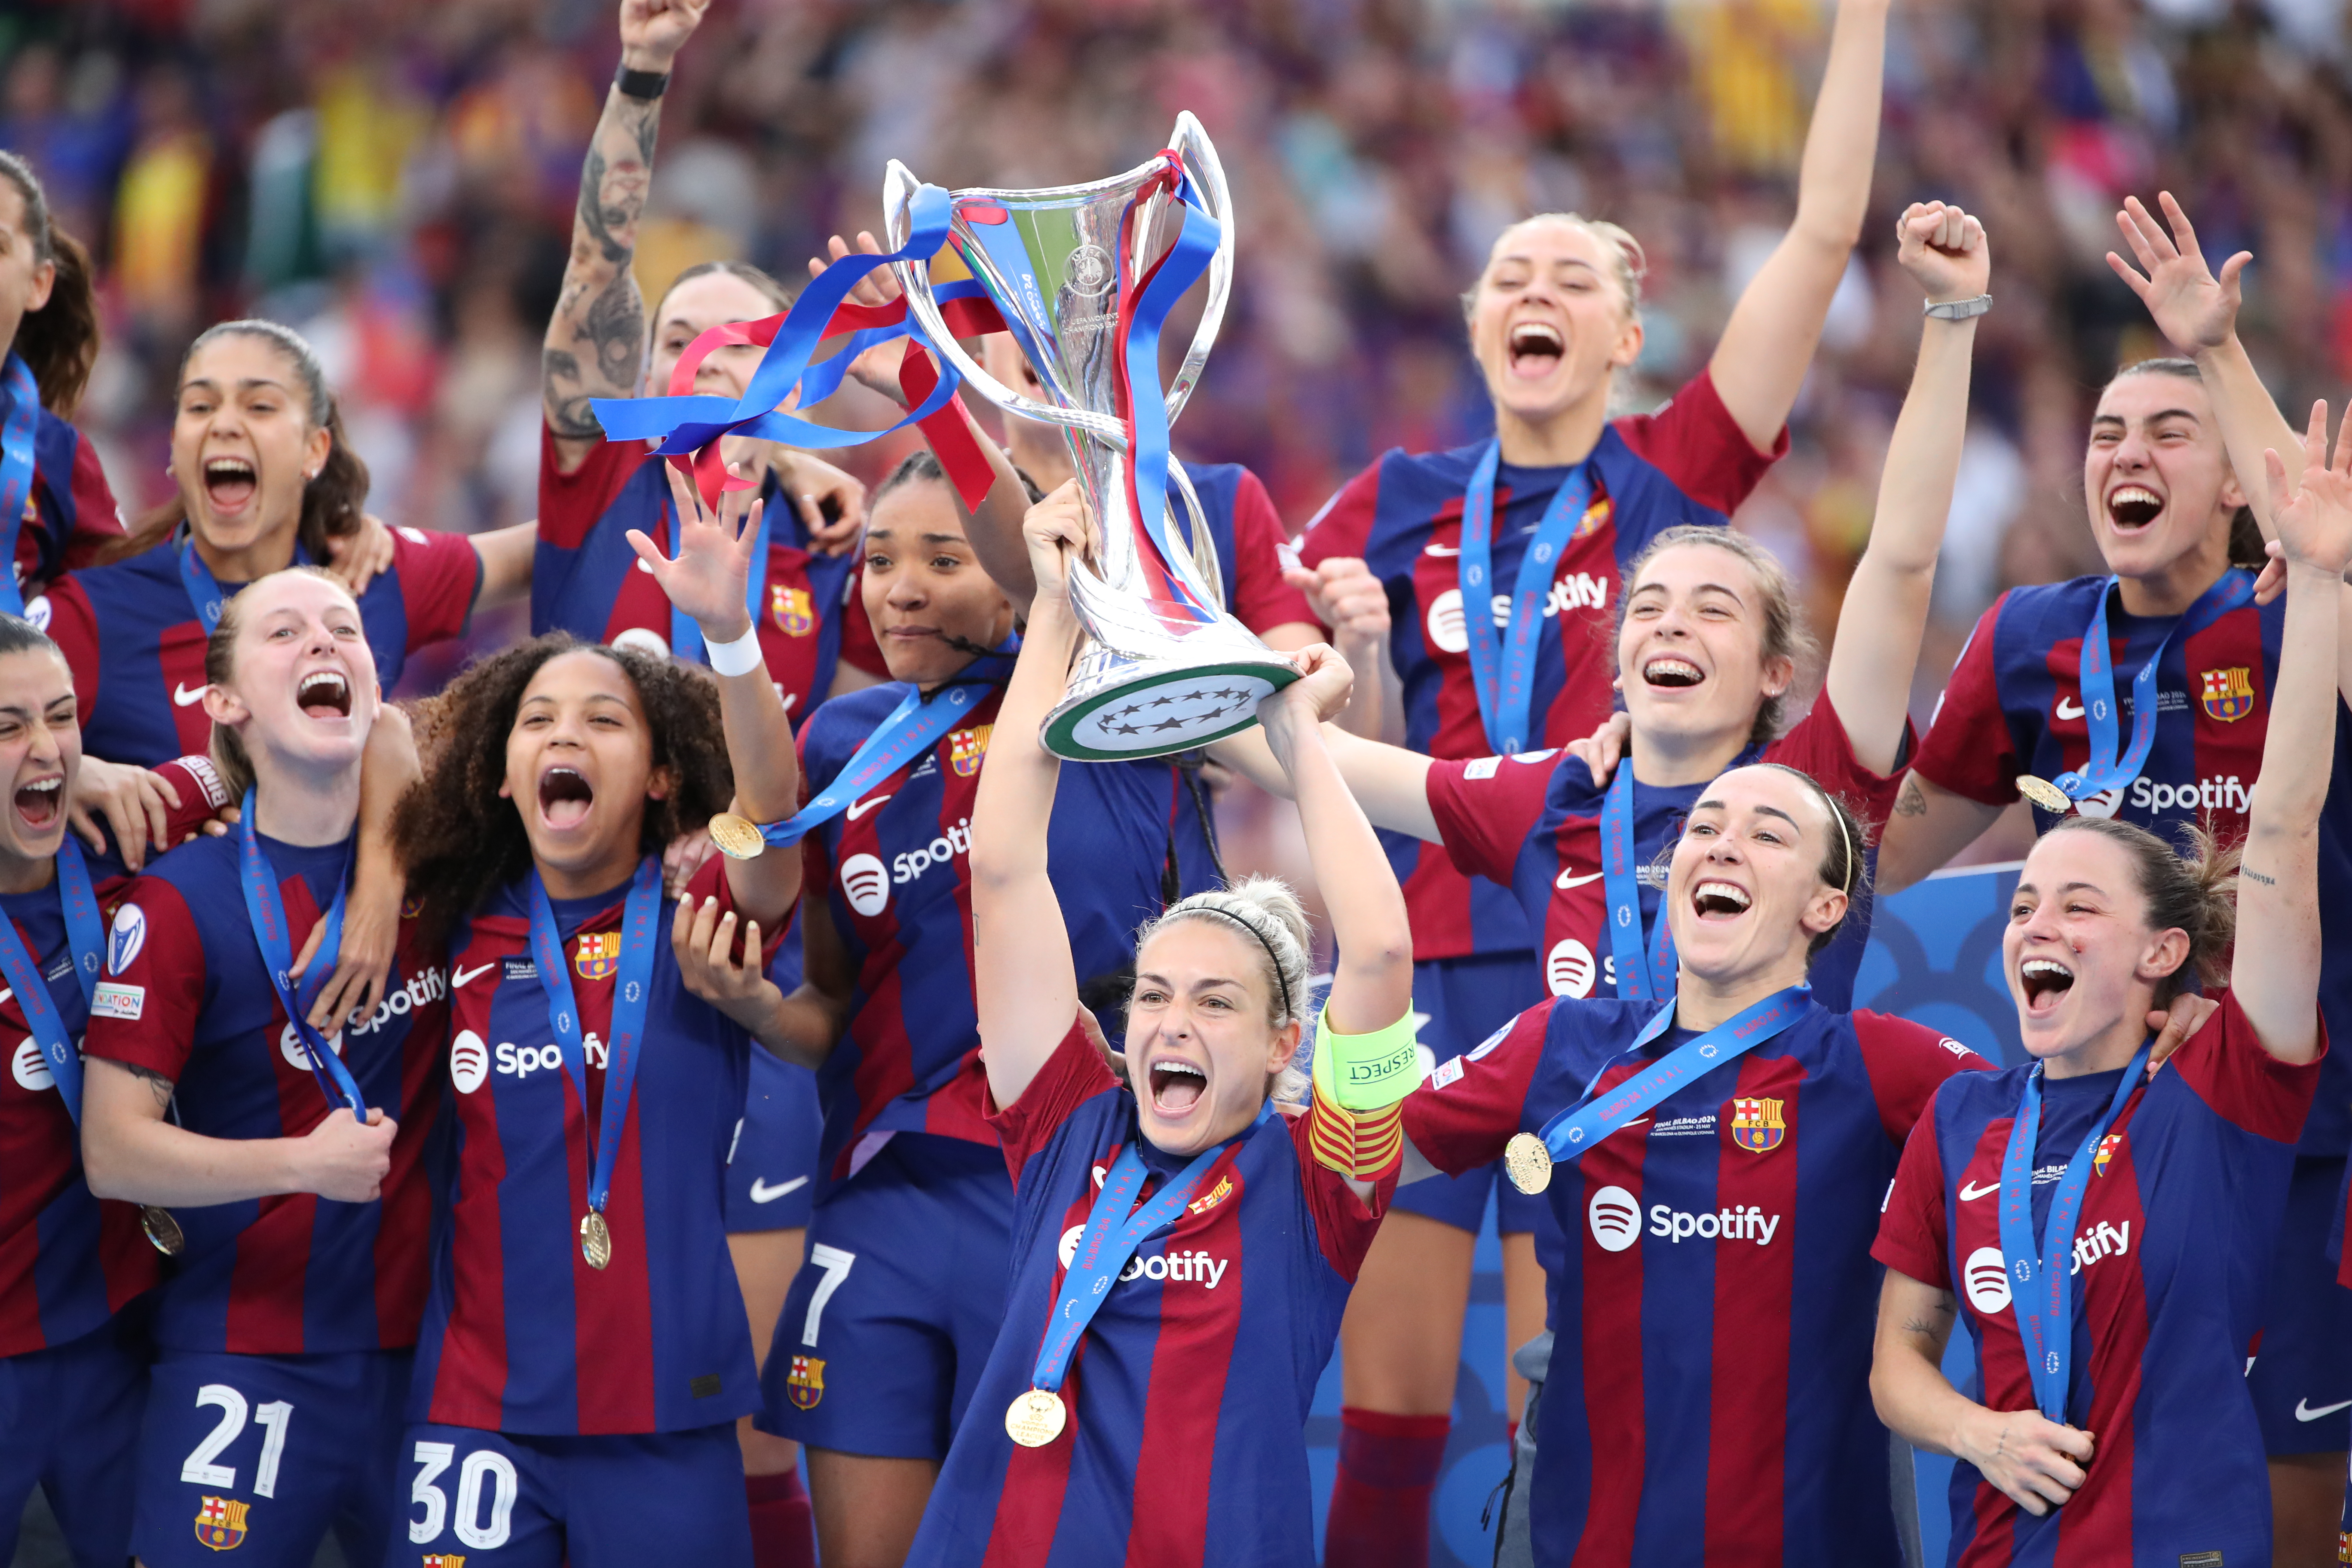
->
[1180,461,1317,637]
[797,680,1212,1185]
[1873,993,2321,1567]
[35,527,481,768]
[907,1018,1389,1568]
[533,431,879,716]
[1403,995,1988,1565]
[15,403,124,597]
[0,854,157,1355]
[409,858,772,1436]
[1915,576,2352,1156]
[81,829,449,1355]
[1299,370,1784,962]
[1425,695,1908,1014]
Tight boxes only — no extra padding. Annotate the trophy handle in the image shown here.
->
[881,160,1128,450]
[1162,112,1233,429]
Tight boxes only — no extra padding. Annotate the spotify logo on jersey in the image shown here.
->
[1546,939,1597,998]
[280,1023,346,1071]
[450,1031,489,1094]
[11,1038,54,1092]
[1587,1185,1642,1252]
[839,854,891,918]
[1425,589,1469,655]
[1963,1246,2012,1314]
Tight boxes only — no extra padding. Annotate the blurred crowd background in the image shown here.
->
[5,0,2348,721]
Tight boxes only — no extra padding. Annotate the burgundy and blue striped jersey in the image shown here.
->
[408,858,772,1436]
[1424,695,1909,1013]
[35,525,481,768]
[1297,371,1784,964]
[15,402,123,597]
[1175,461,1317,636]
[533,429,882,716]
[796,681,1211,1185]
[1914,576,2352,1155]
[907,1019,1389,1567]
[81,829,448,1355]
[1404,995,1986,1565]
[1874,993,2320,1567]
[0,864,152,1354]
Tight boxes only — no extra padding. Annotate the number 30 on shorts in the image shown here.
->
[408,1441,519,1550]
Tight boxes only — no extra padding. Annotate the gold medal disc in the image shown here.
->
[2015,775,2074,815]
[580,1210,613,1271]
[1503,1133,1553,1195]
[707,812,769,861]
[141,1205,185,1256]
[1005,1388,1067,1449]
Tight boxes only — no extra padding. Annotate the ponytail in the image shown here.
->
[0,150,101,418]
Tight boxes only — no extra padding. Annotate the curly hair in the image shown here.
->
[390,634,734,946]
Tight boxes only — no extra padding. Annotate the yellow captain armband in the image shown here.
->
[1307,1005,1420,1180]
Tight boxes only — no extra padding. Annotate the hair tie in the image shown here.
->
[1182,898,1295,1023]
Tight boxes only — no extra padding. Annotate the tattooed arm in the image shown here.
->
[542,0,713,475]
[1874,772,2003,894]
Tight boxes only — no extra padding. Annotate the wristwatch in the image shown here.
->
[1923,294,1992,321]
[614,64,670,100]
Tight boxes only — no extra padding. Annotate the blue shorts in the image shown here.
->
[2248,1155,2352,1454]
[726,1047,822,1233]
[132,1346,410,1568]
[758,1132,1013,1460]
[389,1421,749,1568]
[1390,952,1550,1237]
[0,1312,148,1568]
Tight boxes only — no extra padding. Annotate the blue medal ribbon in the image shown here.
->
[1111,177,1224,625]
[737,643,1016,852]
[1533,985,1811,1161]
[1599,767,1677,1001]
[1458,441,1591,755]
[178,530,316,636]
[526,856,662,1229]
[0,837,103,1122]
[236,793,367,1113]
[2052,570,2254,800]
[0,354,40,618]
[1028,1102,1272,1398]
[1995,1043,2149,1423]
[670,495,775,666]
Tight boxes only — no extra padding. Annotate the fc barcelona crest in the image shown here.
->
[770,583,815,638]
[949,725,994,779]
[786,1354,826,1409]
[423,1558,468,1568]
[574,931,622,981]
[2200,666,2255,722]
[1730,1097,1785,1154]
[1186,1173,1234,1217]
[1571,496,1610,542]
[194,1495,250,1552]
[2094,1132,2123,1176]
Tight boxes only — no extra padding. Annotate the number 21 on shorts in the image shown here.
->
[409,1441,520,1550]
[180,1384,292,1497]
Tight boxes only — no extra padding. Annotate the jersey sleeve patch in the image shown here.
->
[1427,752,1556,885]
[2170,989,2325,1144]
[1399,1000,1549,1176]
[83,879,205,1081]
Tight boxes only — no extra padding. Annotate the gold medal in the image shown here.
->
[707,812,769,861]
[141,1205,185,1256]
[580,1210,612,1270]
[1503,1132,1553,1195]
[2015,775,2073,815]
[1004,1387,1067,1448]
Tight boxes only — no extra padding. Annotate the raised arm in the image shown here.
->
[1705,0,1887,451]
[1819,203,1985,774]
[542,0,711,474]
[1256,650,1411,1035]
[968,483,1091,1109]
[636,465,802,929]
[2226,404,2347,1062]
[1208,720,1436,840]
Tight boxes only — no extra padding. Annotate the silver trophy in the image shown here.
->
[884,113,1298,762]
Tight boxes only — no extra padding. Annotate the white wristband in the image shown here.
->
[704,625,765,678]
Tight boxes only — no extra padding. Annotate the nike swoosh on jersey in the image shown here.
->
[451,962,497,989]
[845,794,892,821]
[1556,870,1603,889]
[749,1175,810,1204]
[1424,542,1461,557]
[2055,696,2085,720]
[2295,1397,2352,1421]
[173,683,209,707]
[1959,1180,2001,1201]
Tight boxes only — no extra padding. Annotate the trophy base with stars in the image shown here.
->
[1045,645,1289,758]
